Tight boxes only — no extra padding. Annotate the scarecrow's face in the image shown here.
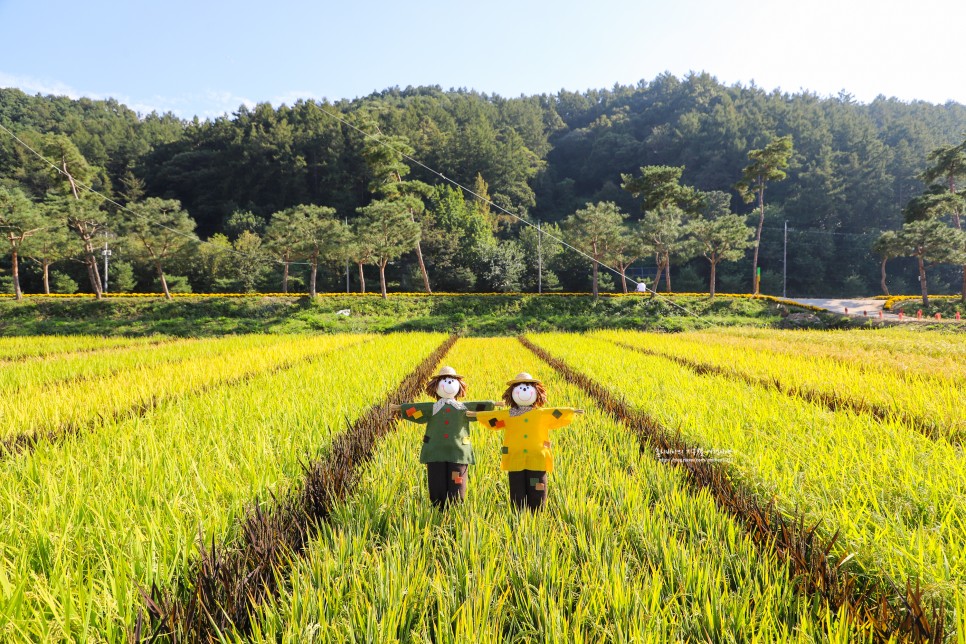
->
[511,383,538,407]
[436,377,461,399]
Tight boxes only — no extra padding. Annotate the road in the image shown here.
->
[787,298,903,320]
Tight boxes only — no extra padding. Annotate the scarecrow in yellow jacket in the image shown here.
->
[391,366,497,509]
[468,372,582,510]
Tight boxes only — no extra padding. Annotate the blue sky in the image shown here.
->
[1,0,963,119]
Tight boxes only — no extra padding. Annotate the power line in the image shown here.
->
[308,102,698,315]
[2,109,693,313]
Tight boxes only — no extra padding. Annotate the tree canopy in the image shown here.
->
[1,77,965,297]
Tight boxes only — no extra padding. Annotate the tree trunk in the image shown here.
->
[379,260,388,299]
[309,256,318,298]
[357,261,366,294]
[84,256,98,296]
[92,255,102,298]
[918,255,929,308]
[281,261,290,293]
[42,259,50,295]
[591,242,599,298]
[880,258,890,297]
[82,241,103,299]
[78,235,104,299]
[64,159,81,200]
[664,255,672,292]
[156,259,172,300]
[11,247,22,300]
[619,265,628,294]
[652,256,663,298]
[950,183,965,304]
[751,181,764,294]
[408,208,431,294]
[709,259,717,298]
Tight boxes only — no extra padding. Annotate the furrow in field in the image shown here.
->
[0,332,445,642]
[242,338,862,642]
[521,334,947,643]
[595,329,966,443]
[0,334,367,458]
[709,327,966,376]
[607,336,943,443]
[139,334,457,642]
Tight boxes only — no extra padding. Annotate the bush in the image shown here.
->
[109,261,136,293]
[155,274,192,293]
[50,271,79,294]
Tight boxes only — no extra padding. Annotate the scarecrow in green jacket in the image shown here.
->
[391,366,497,509]
[468,372,583,511]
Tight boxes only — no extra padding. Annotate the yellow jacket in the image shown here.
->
[476,407,576,472]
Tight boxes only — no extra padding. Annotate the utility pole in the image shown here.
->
[102,235,112,293]
[537,220,543,294]
[782,220,788,298]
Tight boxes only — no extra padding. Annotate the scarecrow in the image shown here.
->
[467,372,582,511]
[391,366,497,509]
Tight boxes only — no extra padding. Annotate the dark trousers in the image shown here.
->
[508,469,548,511]
[426,462,469,509]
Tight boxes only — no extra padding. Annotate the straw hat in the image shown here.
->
[506,372,541,386]
[432,366,463,379]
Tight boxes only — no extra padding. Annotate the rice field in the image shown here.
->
[0,329,962,642]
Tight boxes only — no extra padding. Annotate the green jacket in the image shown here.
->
[399,400,496,464]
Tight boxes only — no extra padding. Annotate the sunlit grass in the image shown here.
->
[530,332,966,616]
[0,332,443,641]
[244,338,855,642]
[0,335,164,361]
[594,329,966,441]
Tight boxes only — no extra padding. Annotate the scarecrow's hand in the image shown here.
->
[494,403,507,408]
[465,411,478,418]
[575,409,585,414]
[389,404,401,412]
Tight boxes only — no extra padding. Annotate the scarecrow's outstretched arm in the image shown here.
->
[467,409,582,417]
[392,402,432,424]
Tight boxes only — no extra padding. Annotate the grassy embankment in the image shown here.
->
[0,293,834,336]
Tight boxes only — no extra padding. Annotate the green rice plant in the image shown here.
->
[0,335,165,361]
[243,338,859,643]
[528,332,966,621]
[594,329,966,442]
[0,334,365,445]
[0,332,444,642]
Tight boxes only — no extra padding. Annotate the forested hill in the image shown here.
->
[2,72,965,296]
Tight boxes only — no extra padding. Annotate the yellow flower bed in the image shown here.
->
[882,294,960,310]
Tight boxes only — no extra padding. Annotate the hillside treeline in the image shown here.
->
[1,72,965,297]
